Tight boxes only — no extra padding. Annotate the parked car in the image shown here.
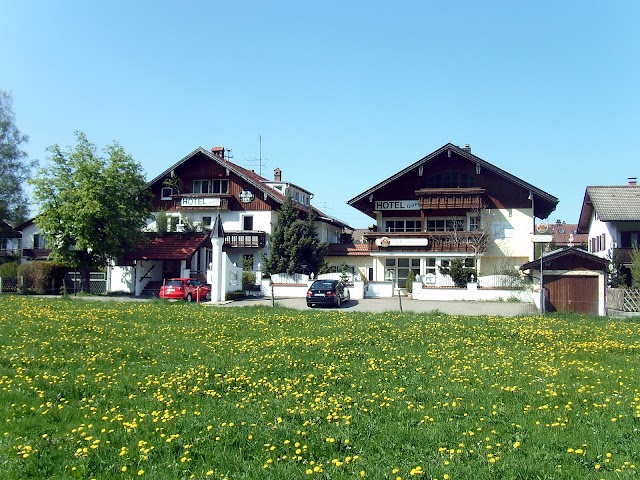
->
[306,279,350,308]
[159,278,211,302]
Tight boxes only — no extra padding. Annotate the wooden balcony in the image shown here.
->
[363,231,487,254]
[615,247,636,265]
[416,188,486,210]
[224,231,266,248]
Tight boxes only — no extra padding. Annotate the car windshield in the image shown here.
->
[311,280,336,290]
[166,280,184,287]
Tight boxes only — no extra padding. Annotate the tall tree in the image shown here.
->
[0,90,36,223]
[30,132,152,290]
[263,197,327,275]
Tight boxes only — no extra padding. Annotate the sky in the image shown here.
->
[2,0,639,229]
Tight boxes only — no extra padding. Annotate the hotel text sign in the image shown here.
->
[181,197,221,207]
[374,200,419,210]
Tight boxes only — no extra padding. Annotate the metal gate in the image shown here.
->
[65,272,107,295]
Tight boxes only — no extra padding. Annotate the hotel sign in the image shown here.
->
[374,200,419,210]
[375,237,429,247]
[181,197,222,207]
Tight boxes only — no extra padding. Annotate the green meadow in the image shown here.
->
[0,295,639,479]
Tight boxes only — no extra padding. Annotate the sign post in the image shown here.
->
[532,223,550,314]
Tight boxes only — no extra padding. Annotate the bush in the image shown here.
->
[405,271,416,293]
[0,261,19,278]
[17,262,69,294]
[439,259,475,288]
[225,290,246,301]
[242,271,255,290]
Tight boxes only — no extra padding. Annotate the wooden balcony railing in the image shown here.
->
[416,188,486,210]
[224,231,266,248]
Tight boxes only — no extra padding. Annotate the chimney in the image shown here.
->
[211,146,225,159]
[274,168,282,182]
[462,144,471,153]
[628,177,637,186]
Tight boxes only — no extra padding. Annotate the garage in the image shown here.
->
[544,275,599,314]
[521,247,609,316]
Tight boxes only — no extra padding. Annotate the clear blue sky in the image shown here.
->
[2,0,639,228]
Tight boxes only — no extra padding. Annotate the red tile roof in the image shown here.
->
[125,233,210,261]
[325,243,371,257]
[548,223,588,246]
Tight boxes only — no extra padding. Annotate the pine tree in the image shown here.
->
[263,197,327,275]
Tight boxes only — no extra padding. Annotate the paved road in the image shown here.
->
[64,294,538,316]
[214,296,538,317]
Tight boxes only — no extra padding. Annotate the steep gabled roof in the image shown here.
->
[520,246,609,272]
[578,185,640,232]
[348,143,558,219]
[148,147,350,229]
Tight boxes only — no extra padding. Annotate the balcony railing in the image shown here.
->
[224,231,266,248]
[363,231,487,254]
[0,248,20,257]
[416,188,486,210]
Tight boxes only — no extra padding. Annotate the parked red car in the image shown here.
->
[159,278,211,302]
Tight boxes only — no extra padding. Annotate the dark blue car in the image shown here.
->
[306,279,350,308]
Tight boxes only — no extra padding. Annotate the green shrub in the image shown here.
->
[17,262,69,294]
[225,290,247,301]
[0,261,19,278]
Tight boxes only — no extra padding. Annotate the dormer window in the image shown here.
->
[212,179,229,194]
[193,180,210,194]
[161,187,173,200]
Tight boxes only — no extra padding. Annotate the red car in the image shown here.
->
[159,278,211,302]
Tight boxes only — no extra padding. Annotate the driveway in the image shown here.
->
[214,296,538,317]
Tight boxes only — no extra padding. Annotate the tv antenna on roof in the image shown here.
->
[247,135,268,177]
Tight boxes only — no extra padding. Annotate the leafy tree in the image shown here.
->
[30,132,152,291]
[0,90,36,223]
[630,246,640,288]
[262,197,327,275]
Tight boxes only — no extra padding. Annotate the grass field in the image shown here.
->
[0,295,639,479]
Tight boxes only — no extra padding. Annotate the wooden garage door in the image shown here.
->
[545,275,599,314]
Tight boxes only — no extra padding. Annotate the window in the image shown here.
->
[385,258,420,288]
[426,218,466,232]
[193,180,210,194]
[34,233,48,249]
[620,231,640,248]
[469,216,480,231]
[202,216,212,228]
[161,187,173,200]
[243,216,254,230]
[385,220,421,232]
[212,179,229,194]
[426,170,475,188]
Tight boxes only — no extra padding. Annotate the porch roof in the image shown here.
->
[125,233,210,261]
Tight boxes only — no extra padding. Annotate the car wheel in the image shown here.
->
[186,293,193,302]
[346,290,350,302]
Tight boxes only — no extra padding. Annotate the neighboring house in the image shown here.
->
[577,179,640,282]
[0,220,21,259]
[16,218,51,261]
[335,143,558,289]
[548,220,588,248]
[122,146,350,295]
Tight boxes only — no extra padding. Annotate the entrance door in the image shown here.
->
[545,275,599,314]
